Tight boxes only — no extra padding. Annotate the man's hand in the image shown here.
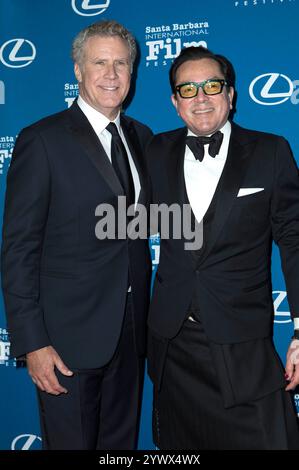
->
[285,339,299,391]
[26,346,73,395]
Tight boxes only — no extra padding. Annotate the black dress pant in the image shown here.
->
[37,294,144,450]
[153,317,299,450]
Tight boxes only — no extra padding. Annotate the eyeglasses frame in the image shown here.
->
[175,79,228,99]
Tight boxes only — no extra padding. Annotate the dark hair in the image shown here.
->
[169,46,235,93]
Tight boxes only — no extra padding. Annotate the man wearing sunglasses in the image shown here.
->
[147,46,299,449]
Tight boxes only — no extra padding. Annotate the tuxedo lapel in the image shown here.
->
[165,128,188,206]
[163,128,197,264]
[197,124,257,266]
[66,102,124,197]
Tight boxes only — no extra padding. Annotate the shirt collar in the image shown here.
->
[77,95,121,134]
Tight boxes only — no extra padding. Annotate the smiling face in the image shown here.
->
[171,58,234,136]
[74,35,131,120]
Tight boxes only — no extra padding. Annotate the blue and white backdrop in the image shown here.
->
[0,0,298,450]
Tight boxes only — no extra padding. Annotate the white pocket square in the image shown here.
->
[237,188,264,197]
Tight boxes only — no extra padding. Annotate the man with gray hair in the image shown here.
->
[1,20,152,449]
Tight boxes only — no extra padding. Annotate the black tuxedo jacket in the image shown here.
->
[147,122,299,406]
[1,101,153,369]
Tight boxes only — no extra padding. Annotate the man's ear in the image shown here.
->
[171,94,178,111]
[228,86,234,110]
[74,63,82,83]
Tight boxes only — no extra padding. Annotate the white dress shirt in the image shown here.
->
[77,95,140,206]
[184,121,231,223]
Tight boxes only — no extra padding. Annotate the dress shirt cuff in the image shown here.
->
[293,317,299,330]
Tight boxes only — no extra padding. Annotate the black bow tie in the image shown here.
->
[186,131,224,162]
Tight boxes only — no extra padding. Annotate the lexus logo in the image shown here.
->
[249,73,294,106]
[273,291,291,324]
[71,0,110,16]
[0,39,36,68]
[11,434,42,450]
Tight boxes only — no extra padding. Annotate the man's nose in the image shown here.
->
[104,63,118,78]
[194,87,209,102]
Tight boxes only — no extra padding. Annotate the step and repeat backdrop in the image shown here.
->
[0,0,298,450]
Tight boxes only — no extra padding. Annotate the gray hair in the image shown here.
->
[71,20,137,70]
